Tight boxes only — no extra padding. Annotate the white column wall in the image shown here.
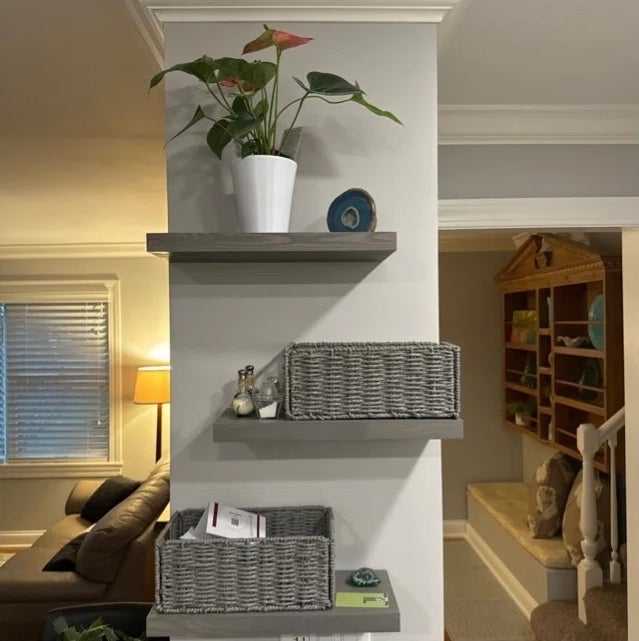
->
[164,22,442,640]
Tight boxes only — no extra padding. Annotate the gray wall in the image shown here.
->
[439,145,639,199]
[440,251,523,519]
[164,21,444,641]
[0,256,169,531]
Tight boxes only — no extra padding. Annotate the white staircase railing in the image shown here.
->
[576,406,625,624]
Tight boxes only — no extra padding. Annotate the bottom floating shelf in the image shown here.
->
[213,409,463,442]
[147,570,400,638]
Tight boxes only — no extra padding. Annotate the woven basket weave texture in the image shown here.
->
[284,341,460,420]
[155,506,335,614]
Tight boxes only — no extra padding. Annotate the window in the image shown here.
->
[0,280,121,477]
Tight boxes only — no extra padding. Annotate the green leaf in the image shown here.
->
[292,76,309,92]
[206,120,233,159]
[351,93,402,124]
[306,72,363,95]
[53,617,69,635]
[228,111,265,138]
[253,98,268,117]
[215,58,277,89]
[240,140,260,158]
[149,55,218,89]
[168,105,209,143]
[231,96,251,114]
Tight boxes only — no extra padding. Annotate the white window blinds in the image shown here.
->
[0,301,110,461]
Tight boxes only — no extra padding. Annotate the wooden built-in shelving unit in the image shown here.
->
[496,233,624,473]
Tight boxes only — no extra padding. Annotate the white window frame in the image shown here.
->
[0,278,123,478]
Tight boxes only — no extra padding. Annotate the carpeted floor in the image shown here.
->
[445,539,534,641]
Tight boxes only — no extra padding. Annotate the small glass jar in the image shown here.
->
[253,376,282,419]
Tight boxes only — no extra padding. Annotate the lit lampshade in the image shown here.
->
[134,366,171,404]
[134,365,170,461]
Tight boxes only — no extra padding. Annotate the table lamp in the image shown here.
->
[134,365,171,461]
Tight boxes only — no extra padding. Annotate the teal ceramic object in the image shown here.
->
[588,294,604,350]
[349,567,381,587]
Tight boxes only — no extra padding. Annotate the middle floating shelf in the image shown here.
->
[213,409,463,442]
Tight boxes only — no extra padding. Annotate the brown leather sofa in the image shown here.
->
[0,459,169,641]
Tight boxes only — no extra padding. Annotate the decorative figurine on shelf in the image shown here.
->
[557,336,590,348]
[349,567,381,587]
[252,376,283,419]
[231,369,254,417]
[327,188,377,232]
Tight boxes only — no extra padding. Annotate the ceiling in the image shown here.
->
[1,0,637,247]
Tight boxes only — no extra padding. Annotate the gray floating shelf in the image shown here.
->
[146,570,400,638]
[147,232,397,263]
[213,408,463,442]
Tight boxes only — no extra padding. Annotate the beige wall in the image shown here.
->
[439,251,524,519]
[0,255,170,531]
[622,228,639,640]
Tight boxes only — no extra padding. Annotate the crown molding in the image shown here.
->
[439,105,639,145]
[138,1,458,23]
[439,197,639,231]
[125,0,165,68]
[0,242,148,260]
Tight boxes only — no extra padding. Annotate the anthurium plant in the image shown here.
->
[150,25,401,159]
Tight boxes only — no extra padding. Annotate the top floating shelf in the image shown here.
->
[147,232,397,263]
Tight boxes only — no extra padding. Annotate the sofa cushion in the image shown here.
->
[80,476,141,523]
[527,453,578,538]
[562,469,611,567]
[42,532,88,572]
[75,461,169,583]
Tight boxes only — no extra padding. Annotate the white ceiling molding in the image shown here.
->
[439,105,639,145]
[138,1,458,23]
[0,243,148,260]
[439,197,639,230]
[125,0,165,68]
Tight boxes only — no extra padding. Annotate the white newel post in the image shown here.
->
[577,422,604,623]
[608,431,621,584]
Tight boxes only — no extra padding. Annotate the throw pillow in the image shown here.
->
[562,469,611,567]
[42,532,88,571]
[80,476,141,523]
[75,468,169,583]
[527,452,578,538]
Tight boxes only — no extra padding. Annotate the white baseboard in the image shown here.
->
[466,524,539,618]
[0,530,44,548]
[443,519,468,539]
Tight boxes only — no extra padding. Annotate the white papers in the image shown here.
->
[179,501,266,540]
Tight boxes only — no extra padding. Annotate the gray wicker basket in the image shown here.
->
[155,505,335,614]
[284,341,460,420]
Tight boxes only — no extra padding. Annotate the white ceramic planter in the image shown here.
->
[230,155,297,233]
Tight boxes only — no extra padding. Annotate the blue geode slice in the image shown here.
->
[349,567,381,587]
[327,188,377,232]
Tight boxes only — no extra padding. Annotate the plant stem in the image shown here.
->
[267,48,282,152]
[234,83,268,154]
[278,92,309,156]
[204,81,232,114]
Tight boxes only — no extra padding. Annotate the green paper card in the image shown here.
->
[336,592,389,608]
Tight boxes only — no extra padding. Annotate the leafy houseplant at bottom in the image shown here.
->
[505,400,536,427]
[53,617,145,641]
[150,25,401,233]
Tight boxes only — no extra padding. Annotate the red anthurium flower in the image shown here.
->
[220,77,259,92]
[243,26,313,54]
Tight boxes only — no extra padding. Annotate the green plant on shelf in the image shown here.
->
[505,400,536,427]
